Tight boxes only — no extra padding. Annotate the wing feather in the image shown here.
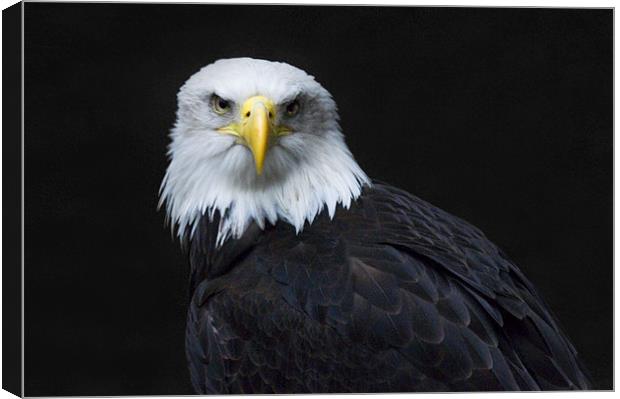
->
[184,181,591,393]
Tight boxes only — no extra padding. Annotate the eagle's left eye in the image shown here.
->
[285,99,300,117]
[211,94,231,114]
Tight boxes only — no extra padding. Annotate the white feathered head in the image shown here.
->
[160,58,369,245]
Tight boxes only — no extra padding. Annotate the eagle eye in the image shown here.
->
[285,99,300,117]
[211,94,231,114]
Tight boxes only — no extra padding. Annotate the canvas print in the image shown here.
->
[3,2,612,396]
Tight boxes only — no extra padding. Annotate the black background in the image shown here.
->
[24,4,612,395]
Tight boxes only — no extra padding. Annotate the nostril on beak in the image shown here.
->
[245,111,251,117]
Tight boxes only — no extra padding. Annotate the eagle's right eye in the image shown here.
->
[211,94,231,114]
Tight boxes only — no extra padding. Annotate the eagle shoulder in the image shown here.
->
[185,181,591,392]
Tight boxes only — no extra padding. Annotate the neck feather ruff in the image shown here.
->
[160,128,370,247]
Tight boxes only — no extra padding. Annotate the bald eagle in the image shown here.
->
[160,58,591,393]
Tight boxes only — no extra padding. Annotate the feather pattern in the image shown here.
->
[184,181,592,393]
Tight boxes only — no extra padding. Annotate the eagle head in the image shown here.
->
[160,58,369,245]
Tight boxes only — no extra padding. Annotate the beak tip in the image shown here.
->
[255,162,264,175]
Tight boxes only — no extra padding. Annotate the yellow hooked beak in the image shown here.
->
[217,96,290,175]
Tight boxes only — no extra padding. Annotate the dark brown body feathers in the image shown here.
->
[185,181,591,393]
